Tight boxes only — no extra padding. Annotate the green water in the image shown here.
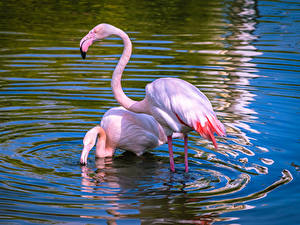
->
[0,0,299,224]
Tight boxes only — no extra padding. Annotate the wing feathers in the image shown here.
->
[195,115,226,149]
[146,78,226,149]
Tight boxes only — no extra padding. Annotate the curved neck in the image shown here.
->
[111,29,148,114]
[95,126,108,158]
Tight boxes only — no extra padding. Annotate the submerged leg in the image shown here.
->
[167,135,175,172]
[184,134,188,173]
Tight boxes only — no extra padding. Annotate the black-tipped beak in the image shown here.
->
[80,161,87,166]
[80,47,86,59]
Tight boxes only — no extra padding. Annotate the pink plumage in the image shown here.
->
[80,107,182,165]
[79,23,226,172]
[145,77,225,139]
[195,115,226,149]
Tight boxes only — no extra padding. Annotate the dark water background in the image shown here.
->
[0,0,299,224]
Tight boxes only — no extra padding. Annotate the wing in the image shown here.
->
[146,78,226,148]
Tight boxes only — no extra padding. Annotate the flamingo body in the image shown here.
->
[145,77,225,147]
[80,107,182,165]
[101,107,167,154]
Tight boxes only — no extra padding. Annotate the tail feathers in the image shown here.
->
[195,115,226,149]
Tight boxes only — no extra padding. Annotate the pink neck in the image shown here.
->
[111,29,149,114]
[95,126,113,158]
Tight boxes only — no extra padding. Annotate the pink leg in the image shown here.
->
[184,134,188,173]
[167,136,175,172]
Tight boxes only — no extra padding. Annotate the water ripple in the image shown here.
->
[0,0,299,224]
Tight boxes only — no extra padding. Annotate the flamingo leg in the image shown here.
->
[167,135,175,172]
[184,134,188,173]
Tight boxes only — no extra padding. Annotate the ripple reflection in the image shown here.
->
[80,158,292,223]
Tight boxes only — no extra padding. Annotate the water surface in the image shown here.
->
[0,0,299,224]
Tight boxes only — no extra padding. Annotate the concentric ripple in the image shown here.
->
[1,0,299,224]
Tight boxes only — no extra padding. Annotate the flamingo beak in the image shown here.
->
[80,146,90,166]
[80,44,86,59]
[79,32,95,59]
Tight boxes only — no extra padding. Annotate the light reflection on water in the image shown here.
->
[0,0,299,224]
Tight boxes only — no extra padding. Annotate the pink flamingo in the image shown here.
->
[80,107,183,165]
[80,23,226,172]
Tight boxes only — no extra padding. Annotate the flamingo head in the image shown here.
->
[80,126,99,165]
[79,23,119,59]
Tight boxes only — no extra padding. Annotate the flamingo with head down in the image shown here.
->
[80,107,183,165]
[80,23,226,172]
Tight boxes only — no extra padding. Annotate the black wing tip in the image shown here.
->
[80,47,86,59]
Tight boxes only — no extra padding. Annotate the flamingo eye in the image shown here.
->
[94,27,102,33]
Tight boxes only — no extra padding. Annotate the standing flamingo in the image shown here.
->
[80,23,226,172]
[80,106,183,165]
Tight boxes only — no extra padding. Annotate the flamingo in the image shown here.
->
[80,106,183,165]
[80,23,226,172]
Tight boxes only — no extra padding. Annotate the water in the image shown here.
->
[0,0,299,224]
